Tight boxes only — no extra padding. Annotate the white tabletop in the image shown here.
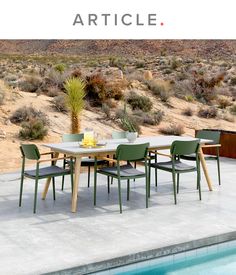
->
[44,135,212,155]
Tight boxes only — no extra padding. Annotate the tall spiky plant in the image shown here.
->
[64,77,86,134]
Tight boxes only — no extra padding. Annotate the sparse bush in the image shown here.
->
[220,112,235,122]
[133,110,164,125]
[184,95,195,102]
[230,77,236,86]
[182,107,194,116]
[10,106,48,125]
[127,91,152,112]
[198,107,218,119]
[120,113,141,133]
[71,68,82,78]
[52,95,68,113]
[159,123,184,136]
[47,87,61,97]
[217,96,232,109]
[102,103,111,119]
[18,75,43,93]
[147,79,171,102]
[54,63,66,74]
[19,119,48,140]
[230,104,236,115]
[135,60,145,68]
[0,88,5,105]
[109,57,126,70]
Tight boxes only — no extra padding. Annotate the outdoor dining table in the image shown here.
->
[42,135,213,213]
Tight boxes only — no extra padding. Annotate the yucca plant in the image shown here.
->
[64,77,86,133]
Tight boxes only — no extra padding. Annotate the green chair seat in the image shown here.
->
[150,160,196,172]
[98,164,145,178]
[180,154,217,161]
[25,166,71,178]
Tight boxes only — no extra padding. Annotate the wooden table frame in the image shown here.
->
[42,137,213,213]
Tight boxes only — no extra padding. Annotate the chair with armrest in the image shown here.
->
[19,144,74,213]
[94,143,150,213]
[149,140,201,204]
[180,130,221,185]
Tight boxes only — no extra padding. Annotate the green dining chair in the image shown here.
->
[181,130,221,185]
[149,140,201,204]
[61,133,108,190]
[94,143,150,213]
[19,144,74,213]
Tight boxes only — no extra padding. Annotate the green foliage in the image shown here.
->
[64,77,86,115]
[184,95,194,102]
[10,106,48,125]
[230,77,236,86]
[19,119,48,140]
[109,57,126,70]
[54,63,66,74]
[121,115,140,133]
[127,91,153,112]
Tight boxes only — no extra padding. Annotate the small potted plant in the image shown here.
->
[121,116,138,143]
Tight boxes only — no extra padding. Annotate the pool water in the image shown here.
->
[114,245,236,275]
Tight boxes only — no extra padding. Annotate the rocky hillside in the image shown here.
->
[0,40,235,60]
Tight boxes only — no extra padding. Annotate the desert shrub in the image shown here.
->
[230,104,236,115]
[135,60,145,68]
[174,80,194,99]
[163,68,172,75]
[133,110,164,125]
[47,87,61,97]
[182,107,194,116]
[171,57,181,70]
[159,123,184,136]
[127,91,152,112]
[54,63,66,74]
[217,96,232,109]
[198,107,218,119]
[102,103,111,119]
[230,77,236,86]
[85,74,124,106]
[46,70,68,89]
[52,95,68,113]
[71,68,82,78]
[220,112,235,122]
[19,119,48,140]
[4,73,18,82]
[0,88,5,105]
[18,75,43,93]
[184,95,194,102]
[192,72,225,103]
[147,79,172,102]
[109,57,126,70]
[10,106,48,125]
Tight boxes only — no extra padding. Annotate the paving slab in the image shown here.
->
[0,157,236,274]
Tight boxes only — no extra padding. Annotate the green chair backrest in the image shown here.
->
[112,131,126,139]
[20,144,40,160]
[196,130,220,144]
[171,140,200,156]
[116,143,149,161]
[62,133,84,142]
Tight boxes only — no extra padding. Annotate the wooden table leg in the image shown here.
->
[199,147,213,191]
[71,156,82,213]
[42,152,59,200]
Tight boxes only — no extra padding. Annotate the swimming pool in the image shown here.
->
[95,240,236,275]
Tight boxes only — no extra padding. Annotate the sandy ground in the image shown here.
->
[0,80,235,173]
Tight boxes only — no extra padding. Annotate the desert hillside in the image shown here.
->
[0,40,235,172]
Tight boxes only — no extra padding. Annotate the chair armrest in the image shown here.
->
[201,144,221,148]
[40,152,54,156]
[37,157,72,163]
[97,157,117,163]
[149,151,172,158]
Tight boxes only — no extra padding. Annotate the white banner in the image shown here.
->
[0,0,235,39]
